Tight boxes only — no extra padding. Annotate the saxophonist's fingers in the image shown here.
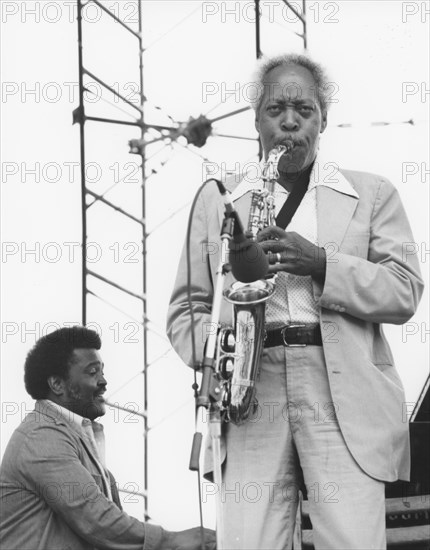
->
[268,252,288,264]
[257,226,286,242]
[260,240,285,253]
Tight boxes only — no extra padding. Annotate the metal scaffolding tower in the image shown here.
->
[73,0,149,515]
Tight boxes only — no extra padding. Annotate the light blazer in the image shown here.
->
[167,168,424,482]
[0,400,163,550]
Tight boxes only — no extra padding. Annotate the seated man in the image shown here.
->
[0,326,215,550]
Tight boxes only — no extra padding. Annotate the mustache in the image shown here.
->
[277,137,306,148]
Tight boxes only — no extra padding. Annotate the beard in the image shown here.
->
[278,149,306,177]
[65,383,105,420]
[277,144,317,179]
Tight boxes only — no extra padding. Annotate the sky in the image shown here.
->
[1,0,429,532]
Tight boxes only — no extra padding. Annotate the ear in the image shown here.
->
[47,375,66,396]
[320,111,328,133]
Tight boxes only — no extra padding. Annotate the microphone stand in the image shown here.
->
[189,212,237,550]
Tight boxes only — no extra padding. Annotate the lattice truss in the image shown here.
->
[73,0,418,522]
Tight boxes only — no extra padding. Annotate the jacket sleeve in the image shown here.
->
[167,189,216,368]
[17,424,164,550]
[318,177,424,324]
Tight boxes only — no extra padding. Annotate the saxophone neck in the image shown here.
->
[262,144,289,184]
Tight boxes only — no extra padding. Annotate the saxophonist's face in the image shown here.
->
[255,64,327,175]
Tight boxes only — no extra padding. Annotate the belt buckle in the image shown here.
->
[281,324,306,347]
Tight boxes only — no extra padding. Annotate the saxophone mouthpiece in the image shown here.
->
[283,140,294,152]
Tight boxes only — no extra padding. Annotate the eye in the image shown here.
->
[86,367,100,376]
[267,104,282,114]
[298,105,314,114]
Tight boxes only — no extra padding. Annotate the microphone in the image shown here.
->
[214,179,269,283]
[213,178,235,215]
[229,239,269,283]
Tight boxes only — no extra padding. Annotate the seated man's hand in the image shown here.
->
[161,527,216,550]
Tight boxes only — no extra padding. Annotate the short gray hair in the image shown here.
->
[250,53,331,116]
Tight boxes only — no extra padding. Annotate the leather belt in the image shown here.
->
[264,324,322,348]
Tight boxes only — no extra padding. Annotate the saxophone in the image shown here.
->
[248,143,289,238]
[217,143,291,424]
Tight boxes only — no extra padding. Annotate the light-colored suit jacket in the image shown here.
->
[167,168,424,482]
[0,400,163,550]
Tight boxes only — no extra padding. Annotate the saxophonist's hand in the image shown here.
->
[257,226,326,283]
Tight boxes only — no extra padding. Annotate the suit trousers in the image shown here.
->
[219,345,386,550]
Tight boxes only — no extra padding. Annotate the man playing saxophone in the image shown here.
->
[167,53,424,549]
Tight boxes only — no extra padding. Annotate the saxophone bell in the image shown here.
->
[219,280,274,424]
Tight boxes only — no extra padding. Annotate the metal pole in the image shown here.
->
[255,0,261,59]
[137,0,149,520]
[303,0,307,50]
[77,0,87,326]
[255,0,263,160]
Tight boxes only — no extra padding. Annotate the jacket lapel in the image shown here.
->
[317,185,358,248]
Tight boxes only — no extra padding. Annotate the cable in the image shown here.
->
[186,180,209,381]
[88,289,169,342]
[84,84,139,121]
[106,348,171,401]
[147,199,192,236]
[213,133,258,142]
[86,168,143,210]
[147,396,195,432]
[185,178,215,546]
[87,143,175,212]
[143,3,204,51]
[174,140,211,162]
[204,82,254,119]
[107,371,143,400]
[260,10,303,38]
